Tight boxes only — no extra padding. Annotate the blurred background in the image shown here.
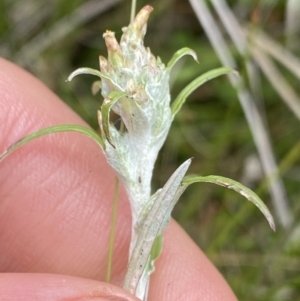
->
[1,0,300,300]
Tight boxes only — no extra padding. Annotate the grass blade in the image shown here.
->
[14,0,122,66]
[188,0,292,228]
[250,46,300,120]
[253,29,300,80]
[285,0,300,50]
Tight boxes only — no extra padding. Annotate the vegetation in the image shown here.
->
[1,0,299,300]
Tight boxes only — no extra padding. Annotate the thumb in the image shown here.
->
[0,273,139,301]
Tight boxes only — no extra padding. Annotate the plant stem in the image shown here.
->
[106,177,120,282]
[130,0,137,22]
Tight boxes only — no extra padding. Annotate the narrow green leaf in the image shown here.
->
[101,91,128,148]
[166,47,198,70]
[0,124,104,162]
[66,67,106,82]
[150,234,163,262]
[182,175,276,231]
[171,67,236,117]
[106,177,120,283]
[66,68,123,95]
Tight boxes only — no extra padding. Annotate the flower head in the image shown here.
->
[96,6,174,219]
[67,5,197,225]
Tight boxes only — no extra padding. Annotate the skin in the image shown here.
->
[0,57,238,301]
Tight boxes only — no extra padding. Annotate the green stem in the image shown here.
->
[130,0,137,22]
[106,177,120,282]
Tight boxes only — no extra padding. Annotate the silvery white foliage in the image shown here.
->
[99,8,172,225]
[67,6,196,299]
[68,6,196,230]
[0,4,275,301]
[124,158,192,298]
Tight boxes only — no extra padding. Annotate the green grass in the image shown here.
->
[1,0,299,299]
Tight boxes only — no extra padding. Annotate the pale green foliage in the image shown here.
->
[124,158,192,297]
[66,7,240,298]
[66,6,273,299]
[0,5,275,301]
[67,6,184,225]
[0,125,104,161]
[171,67,236,117]
[182,175,276,231]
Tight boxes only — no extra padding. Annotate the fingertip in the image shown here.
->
[0,58,237,300]
[0,57,85,148]
[149,220,238,301]
[0,58,131,280]
[0,273,139,301]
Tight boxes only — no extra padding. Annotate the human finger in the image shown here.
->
[0,58,237,300]
[0,273,140,301]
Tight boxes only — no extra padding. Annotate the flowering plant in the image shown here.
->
[0,5,275,301]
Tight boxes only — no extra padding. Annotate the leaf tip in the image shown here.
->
[269,218,276,232]
[66,73,75,82]
[192,52,199,64]
[185,48,198,62]
[231,69,239,77]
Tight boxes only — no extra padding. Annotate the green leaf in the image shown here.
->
[101,91,128,148]
[66,67,123,91]
[66,67,106,82]
[182,175,276,231]
[0,124,104,162]
[106,177,120,283]
[166,47,198,70]
[171,67,236,117]
[150,233,163,263]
